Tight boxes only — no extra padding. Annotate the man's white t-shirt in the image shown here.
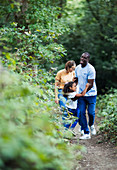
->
[75,63,97,96]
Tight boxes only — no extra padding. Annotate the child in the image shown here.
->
[63,79,89,130]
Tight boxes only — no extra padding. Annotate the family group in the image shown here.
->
[55,52,97,140]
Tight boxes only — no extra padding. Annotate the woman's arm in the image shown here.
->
[55,81,59,104]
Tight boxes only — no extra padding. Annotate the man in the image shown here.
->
[75,52,97,139]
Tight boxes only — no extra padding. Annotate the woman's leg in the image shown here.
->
[58,89,67,112]
[58,89,69,128]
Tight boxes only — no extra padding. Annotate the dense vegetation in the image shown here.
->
[97,89,117,144]
[0,63,79,169]
[0,0,117,169]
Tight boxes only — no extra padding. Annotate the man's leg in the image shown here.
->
[77,101,84,134]
[87,96,96,127]
[79,97,89,134]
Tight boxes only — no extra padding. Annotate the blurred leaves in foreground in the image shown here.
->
[0,63,83,169]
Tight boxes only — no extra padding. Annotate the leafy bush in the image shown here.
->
[97,88,117,144]
[0,64,77,169]
[0,0,68,72]
[0,1,85,168]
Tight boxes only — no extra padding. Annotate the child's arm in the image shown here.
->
[72,83,89,100]
[80,83,90,96]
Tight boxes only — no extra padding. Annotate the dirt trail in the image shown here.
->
[72,122,117,170]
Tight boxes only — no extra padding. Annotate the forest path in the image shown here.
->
[71,118,117,170]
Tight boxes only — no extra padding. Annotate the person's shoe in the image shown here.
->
[90,125,96,135]
[79,133,91,140]
[79,127,84,135]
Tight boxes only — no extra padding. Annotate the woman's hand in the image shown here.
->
[55,98,59,104]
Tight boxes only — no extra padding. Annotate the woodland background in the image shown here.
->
[0,0,117,169]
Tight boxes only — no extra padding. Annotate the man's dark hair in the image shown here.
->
[84,52,90,58]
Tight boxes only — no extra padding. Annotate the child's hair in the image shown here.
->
[63,81,76,94]
[73,77,78,84]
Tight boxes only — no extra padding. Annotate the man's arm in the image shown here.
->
[87,66,95,91]
[87,79,94,92]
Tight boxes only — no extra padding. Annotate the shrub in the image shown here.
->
[0,64,76,169]
[97,88,117,144]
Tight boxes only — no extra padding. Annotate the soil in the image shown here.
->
[71,118,117,170]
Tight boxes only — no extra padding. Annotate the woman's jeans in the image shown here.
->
[78,96,97,134]
[58,89,68,128]
[58,89,67,112]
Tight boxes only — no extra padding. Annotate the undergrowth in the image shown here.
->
[97,88,117,144]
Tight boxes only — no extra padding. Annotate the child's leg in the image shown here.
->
[62,107,71,129]
[62,115,70,129]
[68,108,78,129]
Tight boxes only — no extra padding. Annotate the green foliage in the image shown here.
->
[97,88,117,144]
[0,0,66,27]
[0,24,67,70]
[0,1,86,169]
[0,0,68,73]
[0,64,77,169]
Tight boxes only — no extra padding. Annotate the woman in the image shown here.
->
[55,60,76,112]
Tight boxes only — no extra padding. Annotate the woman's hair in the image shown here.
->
[65,60,76,71]
[63,81,75,94]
